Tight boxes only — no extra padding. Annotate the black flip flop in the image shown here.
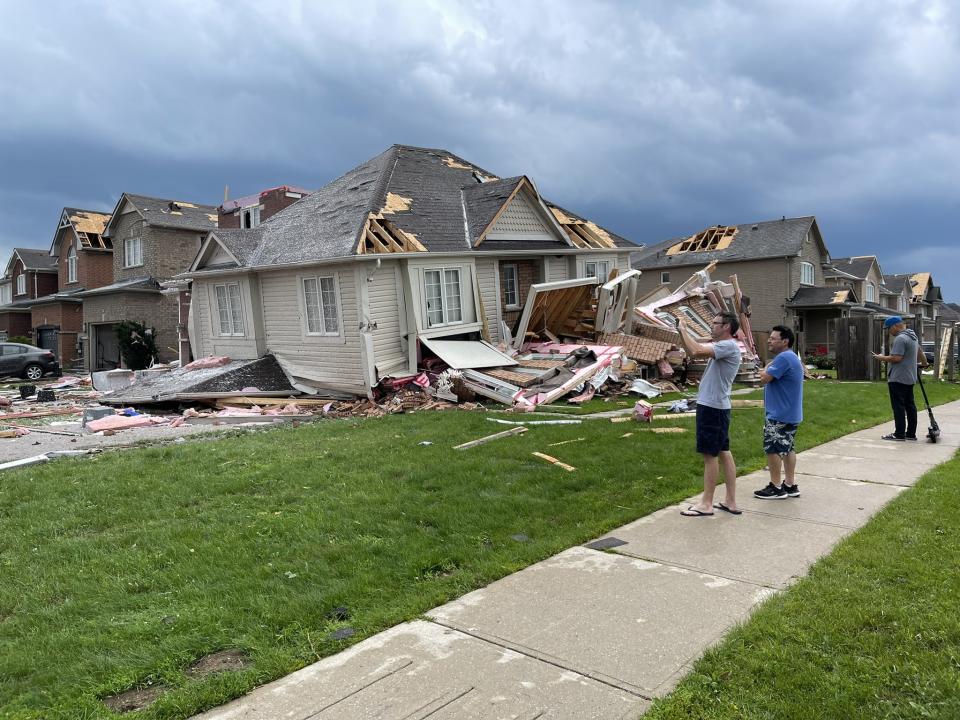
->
[714,503,742,515]
[680,507,714,517]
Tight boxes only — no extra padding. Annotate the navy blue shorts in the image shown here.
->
[696,405,731,456]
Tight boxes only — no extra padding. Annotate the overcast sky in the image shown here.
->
[1,0,958,300]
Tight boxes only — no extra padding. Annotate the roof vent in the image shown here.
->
[168,202,181,212]
[751,224,758,230]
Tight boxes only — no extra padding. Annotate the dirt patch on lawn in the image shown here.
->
[102,685,166,712]
[185,649,252,679]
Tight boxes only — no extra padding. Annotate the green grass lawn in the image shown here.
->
[644,450,960,720]
[1,381,958,718]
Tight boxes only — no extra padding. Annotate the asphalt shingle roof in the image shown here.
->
[631,217,817,271]
[14,248,58,271]
[826,256,877,280]
[125,194,218,233]
[787,286,856,308]
[200,145,635,270]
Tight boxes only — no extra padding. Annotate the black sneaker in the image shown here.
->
[881,434,905,441]
[754,482,787,499]
[782,483,801,497]
[905,436,918,441]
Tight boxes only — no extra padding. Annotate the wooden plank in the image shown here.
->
[453,425,527,450]
[531,451,576,471]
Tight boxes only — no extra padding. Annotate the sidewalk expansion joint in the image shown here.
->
[423,616,655,701]
[735,508,858,530]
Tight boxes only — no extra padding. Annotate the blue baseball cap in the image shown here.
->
[883,315,903,328]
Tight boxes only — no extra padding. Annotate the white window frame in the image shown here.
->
[301,275,342,336]
[423,267,465,328]
[799,261,815,286]
[0,284,9,304]
[214,282,245,336]
[16,274,26,296]
[899,296,907,313]
[124,236,143,268]
[502,264,519,309]
[584,259,612,282]
[241,205,261,229]
[67,243,78,283]
[660,271,670,284]
[866,282,876,303]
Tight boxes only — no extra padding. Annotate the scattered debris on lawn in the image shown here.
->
[531,451,576,471]
[453,426,527,450]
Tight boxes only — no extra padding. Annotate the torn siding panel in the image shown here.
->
[259,266,367,392]
[366,260,409,376]
[475,257,501,344]
[616,252,632,273]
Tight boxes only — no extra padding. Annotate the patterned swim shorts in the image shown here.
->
[763,418,799,455]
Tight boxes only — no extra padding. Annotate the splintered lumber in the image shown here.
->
[454,425,527,450]
[532,451,576,471]
[547,437,586,447]
[0,422,80,437]
[215,396,323,406]
[730,399,764,408]
[650,427,688,434]
[0,408,82,420]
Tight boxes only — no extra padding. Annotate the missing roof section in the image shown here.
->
[549,207,615,249]
[666,225,738,256]
[357,214,426,254]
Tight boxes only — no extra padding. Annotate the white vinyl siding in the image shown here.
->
[215,283,245,335]
[16,274,25,296]
[260,268,365,392]
[800,261,815,286]
[424,267,463,327]
[302,276,340,335]
[475,258,501,344]
[545,256,568,282]
[502,264,519,308]
[124,236,143,267]
[366,261,408,376]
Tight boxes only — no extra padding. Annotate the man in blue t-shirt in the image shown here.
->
[677,311,742,517]
[754,325,805,500]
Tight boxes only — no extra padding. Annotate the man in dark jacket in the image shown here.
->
[872,316,928,441]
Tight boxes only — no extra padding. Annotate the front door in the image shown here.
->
[36,327,58,357]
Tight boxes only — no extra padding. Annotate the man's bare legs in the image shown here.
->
[690,450,737,513]
[766,451,797,488]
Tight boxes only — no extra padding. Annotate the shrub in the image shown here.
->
[115,321,158,370]
[7,335,32,345]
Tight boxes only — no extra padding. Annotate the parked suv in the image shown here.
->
[0,343,61,380]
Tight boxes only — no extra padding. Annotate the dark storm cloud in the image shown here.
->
[1,0,957,296]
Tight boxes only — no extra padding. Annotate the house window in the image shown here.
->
[866,282,876,303]
[584,260,611,282]
[800,261,815,286]
[502,264,519,309]
[899,296,907,313]
[16,274,26,296]
[242,206,260,229]
[302,276,340,335]
[214,283,244,335]
[124,236,143,267]
[660,271,670,284]
[424,268,463,327]
[0,284,11,304]
[678,306,712,334]
[67,244,77,283]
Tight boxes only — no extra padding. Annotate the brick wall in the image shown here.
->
[57,234,114,290]
[0,311,31,337]
[218,187,305,228]
[112,211,203,282]
[10,261,56,300]
[31,301,84,366]
[83,291,181,364]
[500,259,541,327]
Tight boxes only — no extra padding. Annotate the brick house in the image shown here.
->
[0,249,58,343]
[79,194,216,369]
[631,217,844,355]
[218,185,311,229]
[26,208,113,368]
[882,272,944,342]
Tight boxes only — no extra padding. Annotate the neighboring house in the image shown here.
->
[631,217,835,354]
[182,144,637,396]
[27,208,113,368]
[218,185,312,229]
[881,274,913,315]
[79,194,217,369]
[823,256,887,308]
[883,272,944,342]
[0,249,59,344]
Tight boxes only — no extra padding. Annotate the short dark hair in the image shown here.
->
[716,311,740,335]
[771,324,794,348]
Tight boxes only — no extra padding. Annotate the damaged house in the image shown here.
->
[181,145,637,397]
[0,249,59,343]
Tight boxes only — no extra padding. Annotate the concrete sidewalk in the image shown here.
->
[195,401,960,720]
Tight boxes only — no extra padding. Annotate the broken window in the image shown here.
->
[214,283,244,336]
[241,206,260,229]
[67,243,77,283]
[800,261,814,286]
[16,274,25,296]
[424,268,463,327]
[584,260,611,283]
[666,225,737,255]
[302,276,340,335]
[502,264,519,308]
[678,306,712,334]
[124,236,143,268]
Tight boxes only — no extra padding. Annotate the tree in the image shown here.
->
[115,321,158,370]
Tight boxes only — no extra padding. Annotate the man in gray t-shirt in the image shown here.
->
[872,316,928,441]
[677,311,742,517]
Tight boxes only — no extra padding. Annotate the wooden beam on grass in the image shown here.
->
[453,425,527,450]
